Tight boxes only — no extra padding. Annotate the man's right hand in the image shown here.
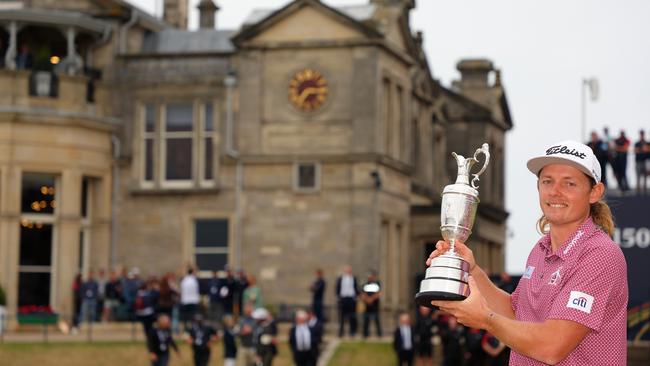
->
[426,240,477,273]
[150,353,157,362]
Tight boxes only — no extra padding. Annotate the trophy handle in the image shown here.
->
[470,143,490,189]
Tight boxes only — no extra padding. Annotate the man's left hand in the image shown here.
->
[431,276,491,329]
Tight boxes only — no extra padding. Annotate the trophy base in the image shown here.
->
[414,253,470,308]
[415,291,467,307]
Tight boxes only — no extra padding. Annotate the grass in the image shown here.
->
[0,339,400,365]
[0,341,294,366]
[328,341,396,366]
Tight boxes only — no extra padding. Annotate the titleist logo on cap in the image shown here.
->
[545,145,586,159]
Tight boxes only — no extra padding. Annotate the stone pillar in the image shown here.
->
[90,174,112,272]
[4,21,18,70]
[62,27,82,75]
[53,170,81,320]
[0,165,21,328]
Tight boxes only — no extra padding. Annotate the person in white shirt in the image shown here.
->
[180,268,200,329]
[393,312,415,366]
[289,310,317,366]
[335,265,359,337]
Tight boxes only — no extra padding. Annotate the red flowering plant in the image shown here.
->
[17,305,58,325]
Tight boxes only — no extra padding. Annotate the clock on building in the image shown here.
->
[288,68,328,112]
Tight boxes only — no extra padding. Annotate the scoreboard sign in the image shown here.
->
[609,194,650,341]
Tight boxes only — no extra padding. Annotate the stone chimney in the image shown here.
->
[197,0,219,29]
[456,59,494,89]
[163,0,188,29]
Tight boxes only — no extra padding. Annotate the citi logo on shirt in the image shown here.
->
[567,290,594,313]
[573,297,588,308]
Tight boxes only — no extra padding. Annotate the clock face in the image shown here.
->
[288,69,328,112]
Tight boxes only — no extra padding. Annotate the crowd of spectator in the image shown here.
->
[587,127,649,194]
[70,263,516,366]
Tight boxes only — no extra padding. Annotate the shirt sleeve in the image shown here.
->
[546,245,626,331]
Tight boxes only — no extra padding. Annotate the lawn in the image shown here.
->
[328,341,396,366]
[0,341,294,366]
[0,340,399,365]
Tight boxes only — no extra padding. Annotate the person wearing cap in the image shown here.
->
[427,140,628,365]
[252,308,278,366]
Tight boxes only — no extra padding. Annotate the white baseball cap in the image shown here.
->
[527,140,601,183]
[252,308,269,320]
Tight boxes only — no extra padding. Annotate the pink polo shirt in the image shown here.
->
[510,218,628,365]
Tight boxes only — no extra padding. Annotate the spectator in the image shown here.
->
[102,270,121,321]
[80,270,99,325]
[335,265,359,337]
[122,267,142,318]
[147,314,179,366]
[482,331,508,366]
[495,272,516,294]
[613,130,631,191]
[180,267,200,329]
[243,274,263,310]
[440,317,464,366]
[310,268,326,322]
[237,303,258,366]
[135,279,159,341]
[587,131,610,187]
[465,327,486,366]
[71,273,82,334]
[234,269,249,315]
[634,129,649,194]
[222,315,238,366]
[15,44,32,70]
[186,314,217,366]
[289,309,318,366]
[253,308,278,366]
[209,267,235,325]
[157,275,178,317]
[307,309,324,361]
[361,270,382,338]
[414,306,435,366]
[96,269,107,321]
[393,312,415,366]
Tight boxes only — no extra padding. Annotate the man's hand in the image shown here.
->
[431,276,490,329]
[426,240,477,274]
[150,353,158,362]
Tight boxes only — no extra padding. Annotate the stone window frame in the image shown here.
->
[293,161,321,193]
[137,101,217,190]
[182,212,235,276]
[19,172,61,308]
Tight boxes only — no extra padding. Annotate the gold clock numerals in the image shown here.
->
[288,69,328,112]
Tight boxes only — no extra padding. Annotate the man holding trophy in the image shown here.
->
[417,141,627,365]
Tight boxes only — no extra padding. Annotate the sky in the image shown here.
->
[129,0,650,273]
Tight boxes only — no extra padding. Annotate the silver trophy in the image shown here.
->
[415,143,490,306]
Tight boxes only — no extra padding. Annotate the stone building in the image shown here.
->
[0,0,512,325]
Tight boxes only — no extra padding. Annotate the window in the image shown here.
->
[294,162,320,191]
[164,103,193,182]
[19,173,57,307]
[140,101,216,188]
[194,219,229,272]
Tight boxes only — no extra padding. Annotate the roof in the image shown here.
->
[242,3,376,26]
[233,0,381,46]
[142,29,235,54]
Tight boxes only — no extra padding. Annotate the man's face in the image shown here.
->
[537,164,602,229]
